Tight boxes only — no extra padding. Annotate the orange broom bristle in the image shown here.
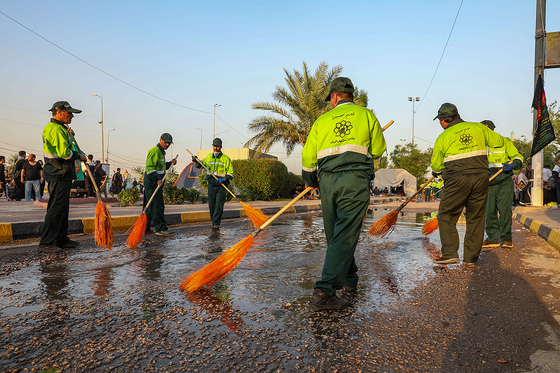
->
[95,201,114,250]
[422,217,439,236]
[126,212,148,249]
[239,201,268,229]
[368,209,399,238]
[180,235,255,292]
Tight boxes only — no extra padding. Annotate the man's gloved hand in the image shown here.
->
[217,177,226,184]
[432,171,442,178]
[192,156,198,162]
[503,161,515,172]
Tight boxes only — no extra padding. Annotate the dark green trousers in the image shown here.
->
[40,179,72,245]
[314,170,371,296]
[208,182,227,226]
[438,173,488,263]
[485,178,514,241]
[144,185,167,232]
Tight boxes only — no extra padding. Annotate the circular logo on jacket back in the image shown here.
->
[459,133,473,146]
[334,120,353,138]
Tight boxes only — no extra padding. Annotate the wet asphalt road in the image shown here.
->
[1,210,560,372]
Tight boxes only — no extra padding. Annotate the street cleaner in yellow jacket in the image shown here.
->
[431,103,505,268]
[40,101,88,253]
[302,77,386,309]
[481,120,523,249]
[144,133,177,236]
[193,138,233,233]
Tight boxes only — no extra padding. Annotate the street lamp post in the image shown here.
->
[213,103,221,139]
[400,138,406,147]
[408,96,420,145]
[107,129,115,164]
[194,127,203,151]
[92,93,104,162]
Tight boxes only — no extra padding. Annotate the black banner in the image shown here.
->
[531,74,556,157]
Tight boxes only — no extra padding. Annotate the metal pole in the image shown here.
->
[408,97,419,145]
[532,0,546,206]
[213,103,221,139]
[92,93,104,163]
[195,127,203,151]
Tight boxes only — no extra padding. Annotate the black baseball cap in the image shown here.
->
[49,101,82,113]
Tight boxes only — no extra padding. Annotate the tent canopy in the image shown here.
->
[373,168,417,197]
[175,162,203,190]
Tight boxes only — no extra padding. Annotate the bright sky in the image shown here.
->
[1,1,560,175]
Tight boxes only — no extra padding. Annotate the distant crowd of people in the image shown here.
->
[0,150,141,201]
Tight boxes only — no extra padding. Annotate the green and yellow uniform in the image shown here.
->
[485,137,523,242]
[198,152,234,227]
[432,119,504,264]
[144,144,173,232]
[302,99,386,296]
[40,119,82,245]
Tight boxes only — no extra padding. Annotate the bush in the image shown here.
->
[185,188,200,204]
[117,187,140,207]
[197,173,234,202]
[232,159,302,201]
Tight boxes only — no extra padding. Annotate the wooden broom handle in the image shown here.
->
[143,154,179,211]
[396,176,436,212]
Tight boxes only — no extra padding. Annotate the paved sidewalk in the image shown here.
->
[0,195,407,242]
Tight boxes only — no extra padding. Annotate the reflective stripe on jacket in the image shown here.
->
[431,120,505,178]
[201,152,234,179]
[487,136,523,185]
[302,101,386,182]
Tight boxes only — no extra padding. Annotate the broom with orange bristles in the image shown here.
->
[421,168,505,236]
[71,138,114,250]
[368,176,436,238]
[126,155,178,249]
[186,148,269,229]
[180,186,315,292]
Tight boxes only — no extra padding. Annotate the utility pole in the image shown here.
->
[408,97,420,145]
[532,0,546,206]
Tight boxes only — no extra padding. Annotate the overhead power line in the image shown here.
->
[416,0,464,112]
[0,10,211,115]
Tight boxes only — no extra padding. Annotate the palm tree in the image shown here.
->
[246,61,343,156]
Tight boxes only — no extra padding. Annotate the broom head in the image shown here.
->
[422,217,439,236]
[95,200,114,250]
[180,235,254,292]
[239,201,268,229]
[368,209,399,238]
[126,212,148,249]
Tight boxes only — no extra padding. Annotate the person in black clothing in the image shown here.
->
[111,168,123,196]
[12,150,27,201]
[21,154,43,201]
[84,154,96,197]
[0,155,11,200]
[37,160,45,198]
[94,160,106,191]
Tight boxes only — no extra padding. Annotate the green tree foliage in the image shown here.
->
[232,159,303,200]
[246,61,343,156]
[512,138,557,167]
[549,100,560,147]
[131,166,145,184]
[117,187,140,207]
[374,156,388,170]
[389,143,433,186]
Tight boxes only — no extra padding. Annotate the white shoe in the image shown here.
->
[156,230,175,236]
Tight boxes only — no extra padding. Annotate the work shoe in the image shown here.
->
[463,262,477,268]
[501,239,513,249]
[482,240,500,248]
[156,230,175,236]
[211,225,220,232]
[309,288,349,310]
[341,285,358,297]
[57,239,79,248]
[433,257,460,264]
[38,244,61,253]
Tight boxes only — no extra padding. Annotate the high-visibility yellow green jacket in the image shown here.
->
[431,119,505,178]
[197,152,233,186]
[144,144,172,189]
[42,119,82,181]
[487,136,523,185]
[302,100,386,187]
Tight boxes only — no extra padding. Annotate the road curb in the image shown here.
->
[0,196,407,243]
[514,211,560,252]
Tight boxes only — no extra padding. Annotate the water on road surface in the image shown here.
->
[10,209,554,372]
